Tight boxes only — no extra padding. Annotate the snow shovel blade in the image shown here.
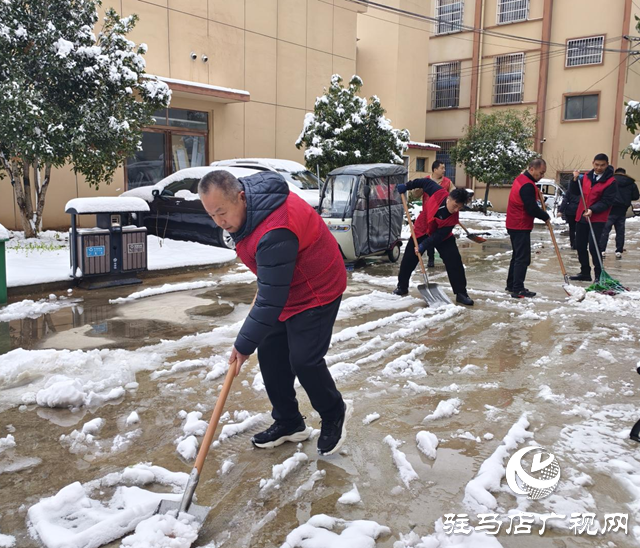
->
[466,233,487,244]
[156,498,210,526]
[418,283,452,306]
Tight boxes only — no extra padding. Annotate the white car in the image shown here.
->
[210,158,321,208]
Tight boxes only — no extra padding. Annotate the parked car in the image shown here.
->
[120,166,261,249]
[536,179,565,215]
[210,158,321,208]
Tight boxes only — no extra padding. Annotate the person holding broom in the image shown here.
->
[424,160,453,268]
[198,169,351,456]
[393,178,474,306]
[505,158,550,298]
[568,153,617,282]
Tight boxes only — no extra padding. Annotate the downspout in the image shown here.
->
[612,0,633,162]
[535,0,553,157]
[467,0,485,191]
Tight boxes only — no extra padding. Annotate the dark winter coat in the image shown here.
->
[232,172,299,356]
[558,187,580,217]
[611,173,640,215]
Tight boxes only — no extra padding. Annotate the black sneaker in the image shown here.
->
[392,286,408,296]
[511,289,536,299]
[427,259,435,268]
[317,400,353,456]
[251,419,312,449]
[505,286,513,293]
[456,292,474,306]
[569,273,591,282]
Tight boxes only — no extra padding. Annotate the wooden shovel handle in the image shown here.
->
[400,193,429,280]
[458,221,471,235]
[537,187,568,278]
[194,358,236,474]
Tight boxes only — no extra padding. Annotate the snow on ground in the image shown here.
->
[27,464,187,548]
[281,514,390,548]
[3,231,235,287]
[416,431,439,459]
[110,280,218,304]
[120,512,200,548]
[0,294,79,321]
[423,398,462,422]
[260,451,308,492]
[337,483,361,505]
[384,435,419,488]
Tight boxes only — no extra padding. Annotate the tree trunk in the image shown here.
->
[3,158,36,237]
[482,183,491,216]
[34,162,52,234]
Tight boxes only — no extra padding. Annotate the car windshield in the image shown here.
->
[278,170,320,190]
[320,175,356,218]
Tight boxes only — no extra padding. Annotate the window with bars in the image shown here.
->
[430,140,457,184]
[432,62,461,109]
[493,53,525,105]
[566,36,604,67]
[497,0,529,24]
[435,0,464,35]
[416,158,426,172]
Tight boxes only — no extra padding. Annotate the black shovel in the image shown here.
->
[155,358,237,529]
[400,194,452,307]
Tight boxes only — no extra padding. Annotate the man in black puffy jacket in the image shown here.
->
[599,168,639,258]
[558,185,581,250]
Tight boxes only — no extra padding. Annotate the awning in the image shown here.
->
[156,76,250,104]
[408,141,440,151]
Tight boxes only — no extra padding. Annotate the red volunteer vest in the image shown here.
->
[235,193,346,321]
[415,177,453,237]
[506,173,536,231]
[575,173,615,223]
[426,188,458,240]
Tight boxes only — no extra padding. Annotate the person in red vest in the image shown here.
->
[568,153,617,281]
[395,180,473,305]
[505,158,550,298]
[198,170,351,456]
[423,160,453,268]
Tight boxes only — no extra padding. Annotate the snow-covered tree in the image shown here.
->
[295,75,410,179]
[450,109,537,214]
[0,1,171,237]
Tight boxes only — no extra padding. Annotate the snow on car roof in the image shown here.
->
[66,197,150,214]
[211,158,310,173]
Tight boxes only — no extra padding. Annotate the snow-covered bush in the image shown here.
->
[467,199,493,212]
[295,74,410,179]
[622,17,640,163]
[0,1,171,236]
[451,109,537,214]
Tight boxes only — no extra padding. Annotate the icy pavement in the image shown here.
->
[0,219,639,547]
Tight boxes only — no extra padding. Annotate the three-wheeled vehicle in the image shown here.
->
[319,163,406,263]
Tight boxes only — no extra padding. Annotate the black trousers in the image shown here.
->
[506,229,531,292]
[257,296,344,424]
[397,235,467,294]
[565,214,577,249]
[576,221,605,279]
[599,212,626,254]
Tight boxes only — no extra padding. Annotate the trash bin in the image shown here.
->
[65,197,150,289]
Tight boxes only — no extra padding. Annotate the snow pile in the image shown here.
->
[0,295,78,321]
[295,470,326,499]
[382,345,428,378]
[60,421,141,459]
[217,412,269,444]
[337,291,419,320]
[27,463,189,548]
[120,512,199,548]
[260,451,308,492]
[423,398,461,422]
[34,376,125,409]
[0,435,16,454]
[0,517,15,548]
[416,431,438,459]
[110,280,218,304]
[363,412,380,425]
[126,412,140,426]
[337,484,361,505]
[281,514,390,548]
[383,435,419,488]
[175,410,208,460]
[463,414,533,513]
[394,518,504,547]
[0,223,9,241]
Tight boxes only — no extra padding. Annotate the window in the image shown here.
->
[431,140,457,184]
[497,0,529,24]
[566,36,604,67]
[416,158,426,172]
[564,94,599,120]
[493,53,525,105]
[435,0,464,35]
[126,108,209,190]
[432,62,461,109]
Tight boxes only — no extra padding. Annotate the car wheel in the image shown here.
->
[387,243,401,263]
[221,229,236,250]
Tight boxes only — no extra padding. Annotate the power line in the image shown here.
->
[350,0,640,54]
